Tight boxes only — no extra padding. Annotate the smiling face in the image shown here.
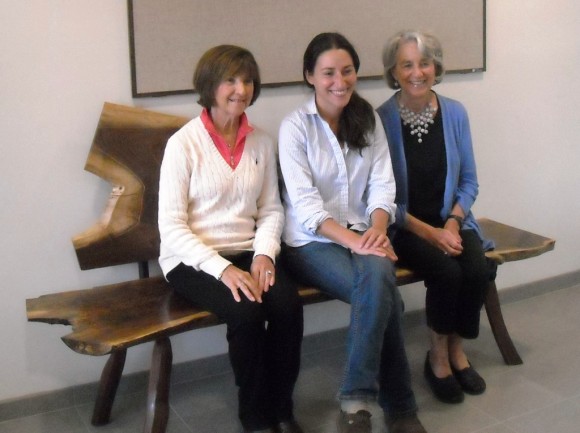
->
[306,48,357,120]
[193,45,261,113]
[211,75,254,124]
[392,41,436,104]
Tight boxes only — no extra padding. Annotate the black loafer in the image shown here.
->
[452,362,486,395]
[275,419,304,433]
[424,352,464,404]
[385,413,427,433]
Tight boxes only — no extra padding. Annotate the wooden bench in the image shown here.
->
[26,102,555,433]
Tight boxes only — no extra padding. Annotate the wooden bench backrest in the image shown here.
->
[73,103,555,271]
[73,103,188,270]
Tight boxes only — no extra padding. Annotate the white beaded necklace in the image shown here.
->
[398,102,436,143]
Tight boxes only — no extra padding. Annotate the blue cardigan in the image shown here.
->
[376,92,494,250]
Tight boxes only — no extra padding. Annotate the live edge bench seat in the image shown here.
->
[25,103,555,433]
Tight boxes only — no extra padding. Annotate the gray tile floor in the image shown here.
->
[2,283,580,433]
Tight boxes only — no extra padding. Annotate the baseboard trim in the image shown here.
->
[2,269,578,422]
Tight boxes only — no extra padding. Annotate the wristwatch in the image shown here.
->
[447,214,464,227]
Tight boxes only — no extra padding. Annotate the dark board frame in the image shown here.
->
[128,0,486,98]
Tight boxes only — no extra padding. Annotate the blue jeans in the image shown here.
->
[282,242,418,417]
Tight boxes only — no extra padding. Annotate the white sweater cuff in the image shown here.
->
[199,255,233,280]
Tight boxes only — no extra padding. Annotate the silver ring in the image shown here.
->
[266,270,272,275]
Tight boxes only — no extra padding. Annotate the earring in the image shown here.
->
[394,80,399,88]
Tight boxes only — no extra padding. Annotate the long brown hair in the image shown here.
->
[303,33,375,153]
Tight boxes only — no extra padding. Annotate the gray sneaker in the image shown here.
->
[337,410,372,433]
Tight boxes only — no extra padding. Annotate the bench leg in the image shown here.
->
[484,281,523,365]
[91,349,127,425]
[143,337,173,433]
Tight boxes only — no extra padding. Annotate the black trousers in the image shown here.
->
[393,229,489,339]
[167,252,304,430]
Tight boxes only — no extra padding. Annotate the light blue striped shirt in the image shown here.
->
[279,97,397,247]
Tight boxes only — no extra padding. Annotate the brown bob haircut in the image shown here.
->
[193,45,261,109]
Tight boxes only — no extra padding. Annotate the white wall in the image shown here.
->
[1,1,579,402]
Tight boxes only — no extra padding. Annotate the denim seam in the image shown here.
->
[339,250,360,397]
[339,253,381,401]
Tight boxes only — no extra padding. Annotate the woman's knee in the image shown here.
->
[354,255,400,308]
[360,254,396,280]
[427,260,463,290]
[465,261,490,288]
[219,299,267,329]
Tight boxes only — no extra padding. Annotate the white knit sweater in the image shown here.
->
[158,116,284,280]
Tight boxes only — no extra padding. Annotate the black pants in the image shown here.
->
[393,229,489,339]
[167,252,304,430]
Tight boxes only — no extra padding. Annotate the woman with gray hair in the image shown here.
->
[376,31,494,405]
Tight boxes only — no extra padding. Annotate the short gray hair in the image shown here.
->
[382,30,445,90]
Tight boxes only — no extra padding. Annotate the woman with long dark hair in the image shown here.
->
[278,33,427,433]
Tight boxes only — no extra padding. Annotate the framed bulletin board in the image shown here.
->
[128,0,485,97]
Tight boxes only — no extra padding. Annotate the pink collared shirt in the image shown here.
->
[201,108,253,169]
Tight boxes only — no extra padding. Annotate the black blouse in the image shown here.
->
[401,105,447,227]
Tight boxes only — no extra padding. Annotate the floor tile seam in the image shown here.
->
[470,421,518,433]
[72,404,94,433]
[496,397,570,426]
[492,367,569,400]
[0,405,86,426]
[167,404,195,433]
[171,368,234,387]
[555,393,580,408]
[22,404,82,420]
[461,375,565,424]
[459,398,505,425]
